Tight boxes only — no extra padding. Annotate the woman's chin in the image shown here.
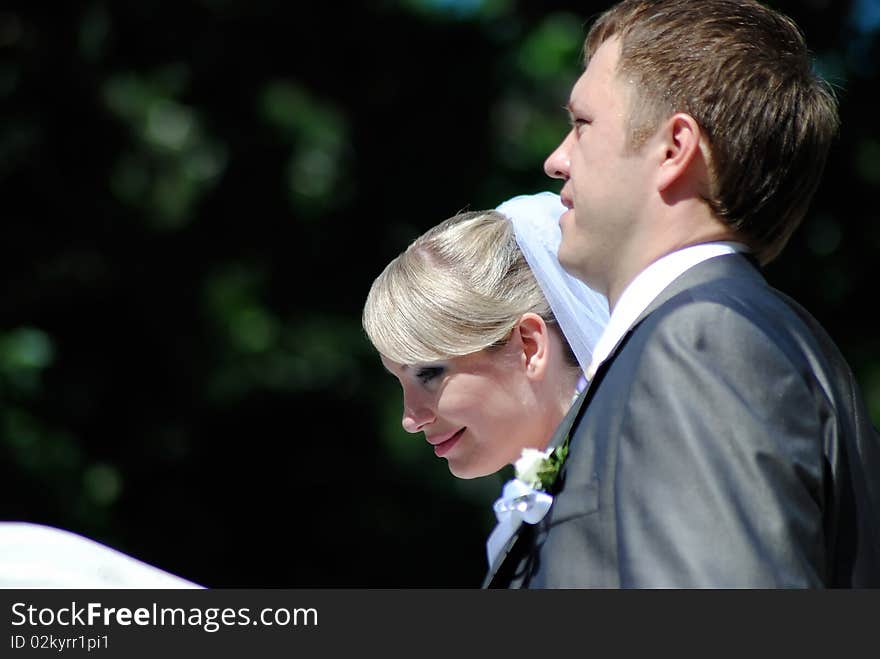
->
[447,458,501,480]
[448,464,480,479]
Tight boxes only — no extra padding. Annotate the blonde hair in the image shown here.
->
[363,210,570,365]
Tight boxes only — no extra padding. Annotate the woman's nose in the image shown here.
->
[401,396,435,433]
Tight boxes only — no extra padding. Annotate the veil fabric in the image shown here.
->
[496,192,610,376]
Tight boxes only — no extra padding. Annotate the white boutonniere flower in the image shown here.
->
[514,448,553,489]
[513,437,571,493]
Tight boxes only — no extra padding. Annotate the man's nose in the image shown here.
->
[544,135,571,180]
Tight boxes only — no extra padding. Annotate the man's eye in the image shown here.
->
[416,366,444,384]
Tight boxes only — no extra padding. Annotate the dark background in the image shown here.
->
[2,0,878,587]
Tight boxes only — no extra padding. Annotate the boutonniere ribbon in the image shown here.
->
[485,440,570,570]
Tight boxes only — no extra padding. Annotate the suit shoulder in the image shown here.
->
[625,281,831,395]
[635,281,798,350]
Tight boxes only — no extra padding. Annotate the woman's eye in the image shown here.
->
[416,366,444,384]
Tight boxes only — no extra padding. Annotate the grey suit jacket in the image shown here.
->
[483,254,880,588]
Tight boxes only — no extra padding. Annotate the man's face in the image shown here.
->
[544,37,654,301]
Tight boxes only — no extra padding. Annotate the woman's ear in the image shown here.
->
[514,313,551,382]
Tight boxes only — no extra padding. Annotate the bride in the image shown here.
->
[362,192,609,480]
[363,192,610,569]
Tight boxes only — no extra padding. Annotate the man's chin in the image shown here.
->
[557,246,587,279]
[559,250,607,298]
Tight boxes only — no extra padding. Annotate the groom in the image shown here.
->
[484,0,880,587]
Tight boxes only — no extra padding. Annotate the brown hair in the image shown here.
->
[586,0,839,264]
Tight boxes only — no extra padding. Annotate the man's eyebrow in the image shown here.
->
[564,101,583,122]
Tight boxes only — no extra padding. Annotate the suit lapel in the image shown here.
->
[547,382,590,452]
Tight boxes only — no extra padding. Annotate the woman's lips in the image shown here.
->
[430,428,465,457]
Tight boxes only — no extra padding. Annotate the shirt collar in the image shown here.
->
[585,242,749,379]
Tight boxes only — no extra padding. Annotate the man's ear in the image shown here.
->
[514,313,551,382]
[655,112,705,193]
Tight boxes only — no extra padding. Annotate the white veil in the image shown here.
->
[496,192,609,376]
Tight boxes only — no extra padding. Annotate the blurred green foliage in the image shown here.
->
[1,0,878,586]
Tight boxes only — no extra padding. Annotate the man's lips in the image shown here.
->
[559,195,574,226]
[427,428,465,457]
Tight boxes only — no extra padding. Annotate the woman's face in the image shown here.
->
[380,328,569,479]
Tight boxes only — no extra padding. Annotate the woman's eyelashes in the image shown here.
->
[415,365,445,384]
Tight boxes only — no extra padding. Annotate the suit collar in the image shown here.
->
[586,243,748,379]
[590,252,764,379]
[636,251,763,323]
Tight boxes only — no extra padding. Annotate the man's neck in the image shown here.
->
[607,208,741,310]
